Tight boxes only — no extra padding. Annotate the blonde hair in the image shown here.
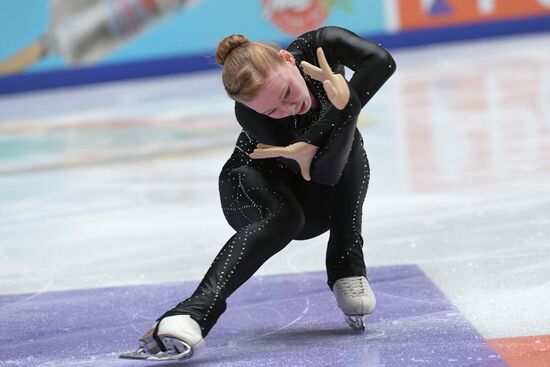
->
[216,34,284,102]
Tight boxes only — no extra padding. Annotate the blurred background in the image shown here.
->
[1,1,549,366]
[2,0,549,91]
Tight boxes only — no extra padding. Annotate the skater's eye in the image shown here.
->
[284,86,291,99]
[262,86,290,117]
[266,107,277,116]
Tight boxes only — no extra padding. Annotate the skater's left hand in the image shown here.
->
[300,47,350,110]
[249,142,318,181]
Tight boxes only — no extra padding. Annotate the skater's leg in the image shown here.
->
[316,130,373,332]
[294,180,330,241]
[322,130,370,290]
[160,165,305,337]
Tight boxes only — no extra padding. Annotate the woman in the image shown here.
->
[121,25,396,361]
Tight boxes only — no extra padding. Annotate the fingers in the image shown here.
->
[249,150,275,159]
[300,61,324,82]
[301,48,334,82]
[250,142,314,181]
[316,47,333,78]
[256,143,277,149]
[298,159,312,181]
[249,146,287,159]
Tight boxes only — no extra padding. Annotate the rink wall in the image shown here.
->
[1,0,549,95]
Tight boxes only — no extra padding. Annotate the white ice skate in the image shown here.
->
[120,314,205,361]
[332,276,376,333]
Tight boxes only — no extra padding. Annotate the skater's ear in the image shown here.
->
[278,50,295,66]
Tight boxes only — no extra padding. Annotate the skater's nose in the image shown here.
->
[281,100,298,116]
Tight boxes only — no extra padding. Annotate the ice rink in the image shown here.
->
[1,33,549,366]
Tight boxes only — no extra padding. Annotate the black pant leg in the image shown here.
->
[322,130,370,290]
[303,104,369,289]
[159,164,304,337]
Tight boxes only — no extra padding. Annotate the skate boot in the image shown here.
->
[120,314,205,361]
[332,276,376,333]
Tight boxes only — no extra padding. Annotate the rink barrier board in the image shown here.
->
[0,14,549,95]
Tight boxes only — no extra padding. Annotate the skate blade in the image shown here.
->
[345,315,366,333]
[120,337,193,361]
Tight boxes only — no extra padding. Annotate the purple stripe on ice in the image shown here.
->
[0,265,506,366]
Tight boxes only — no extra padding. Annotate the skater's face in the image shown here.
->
[245,50,313,119]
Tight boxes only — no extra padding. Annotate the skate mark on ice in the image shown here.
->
[285,239,322,273]
[228,298,311,346]
[377,291,444,306]
[0,270,55,311]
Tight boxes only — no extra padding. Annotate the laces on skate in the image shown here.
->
[333,276,376,333]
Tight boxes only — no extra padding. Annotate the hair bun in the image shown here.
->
[216,34,249,66]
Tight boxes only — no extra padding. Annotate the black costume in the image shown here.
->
[160,26,396,337]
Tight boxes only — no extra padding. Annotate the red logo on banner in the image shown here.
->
[262,0,329,36]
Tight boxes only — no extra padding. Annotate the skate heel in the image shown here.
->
[120,315,204,361]
[119,333,200,361]
[119,337,194,361]
[158,333,205,356]
[160,335,192,354]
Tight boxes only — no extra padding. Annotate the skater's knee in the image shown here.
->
[284,202,305,237]
[267,198,304,239]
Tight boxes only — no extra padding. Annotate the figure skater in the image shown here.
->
[121,25,396,361]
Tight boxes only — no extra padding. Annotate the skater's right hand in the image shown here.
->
[249,142,319,181]
[300,47,350,110]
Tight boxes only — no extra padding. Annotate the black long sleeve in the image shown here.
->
[234,104,299,147]
[321,26,396,108]
[298,26,396,145]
